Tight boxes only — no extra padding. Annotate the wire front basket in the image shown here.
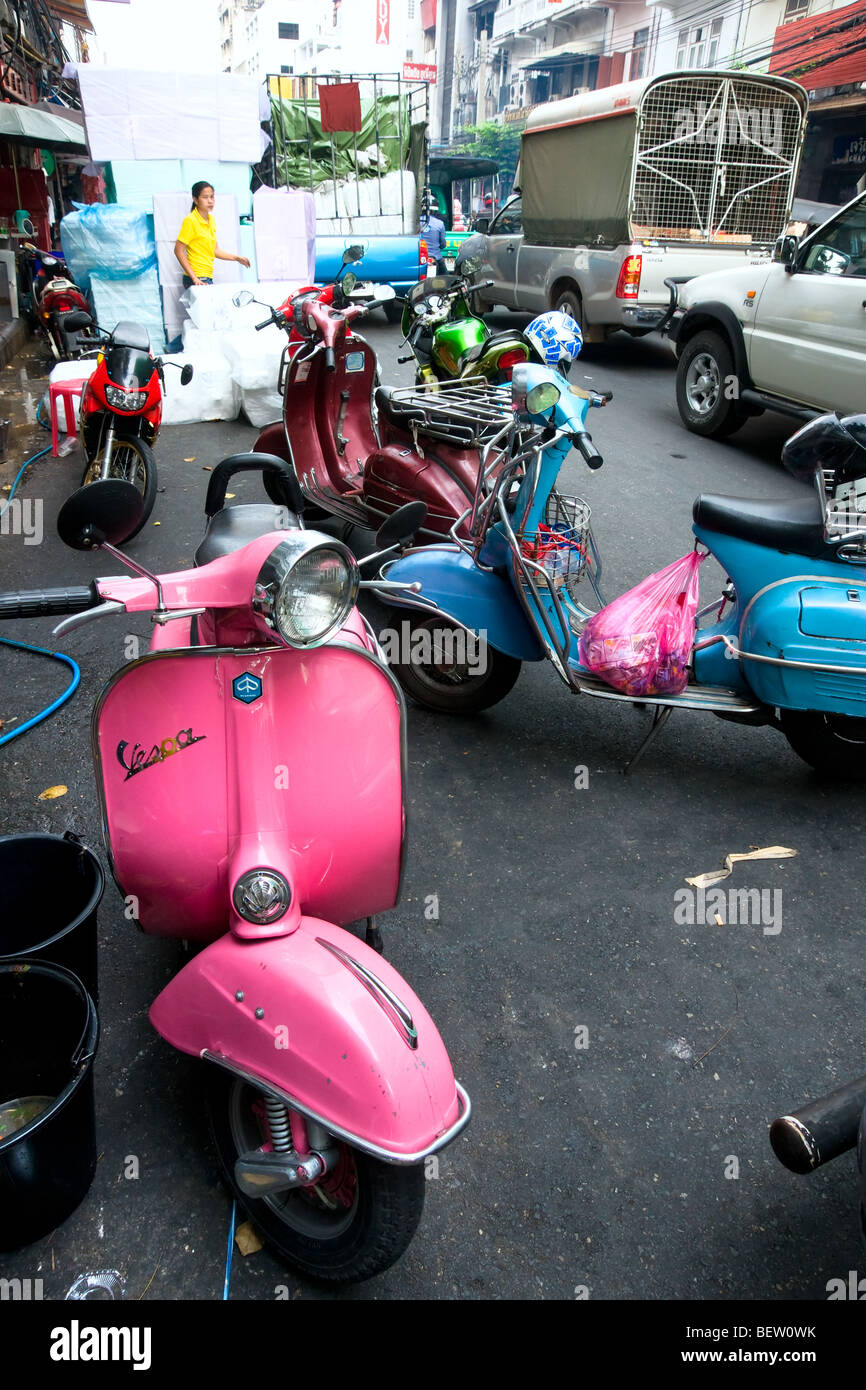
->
[518,491,592,605]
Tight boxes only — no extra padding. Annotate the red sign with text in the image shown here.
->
[376,0,390,44]
[403,62,437,83]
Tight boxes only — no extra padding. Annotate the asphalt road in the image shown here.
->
[0,315,863,1303]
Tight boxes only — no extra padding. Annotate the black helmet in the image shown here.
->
[782,412,866,486]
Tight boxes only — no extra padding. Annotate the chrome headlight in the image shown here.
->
[104,384,148,410]
[253,534,359,648]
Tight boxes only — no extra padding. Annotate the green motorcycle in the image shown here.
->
[399,266,531,387]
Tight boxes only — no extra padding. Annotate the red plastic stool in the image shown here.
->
[49,377,91,457]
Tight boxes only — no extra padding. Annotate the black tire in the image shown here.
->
[383,300,403,325]
[780,709,866,780]
[676,330,747,438]
[858,1101,866,1250]
[207,1068,425,1284]
[81,434,157,541]
[384,610,521,714]
[552,286,584,335]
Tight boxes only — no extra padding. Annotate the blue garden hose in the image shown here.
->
[223,1199,237,1300]
[0,443,80,744]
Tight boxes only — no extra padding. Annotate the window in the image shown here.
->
[676,18,723,69]
[281,64,293,73]
[802,198,866,277]
[490,196,521,235]
[783,0,810,22]
[630,26,649,81]
[279,22,300,41]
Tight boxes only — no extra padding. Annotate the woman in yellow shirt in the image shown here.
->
[174,181,250,287]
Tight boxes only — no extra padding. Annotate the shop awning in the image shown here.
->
[521,45,597,72]
[0,105,89,152]
[43,0,96,31]
[769,0,866,88]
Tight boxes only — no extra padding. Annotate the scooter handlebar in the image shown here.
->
[573,432,603,469]
[770,1072,866,1173]
[0,584,99,620]
[256,313,275,331]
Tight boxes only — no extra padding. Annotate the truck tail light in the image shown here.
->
[419,239,428,275]
[616,254,642,299]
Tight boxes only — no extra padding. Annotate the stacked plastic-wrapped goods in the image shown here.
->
[59,203,166,354]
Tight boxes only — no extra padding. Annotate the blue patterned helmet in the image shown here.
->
[524,310,583,370]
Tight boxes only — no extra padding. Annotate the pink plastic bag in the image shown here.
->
[578,551,704,697]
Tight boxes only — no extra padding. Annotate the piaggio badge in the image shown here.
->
[233,672,263,704]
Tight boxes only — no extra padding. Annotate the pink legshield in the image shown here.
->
[149,916,468,1158]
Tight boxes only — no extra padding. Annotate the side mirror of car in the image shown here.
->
[474,217,490,234]
[778,235,799,272]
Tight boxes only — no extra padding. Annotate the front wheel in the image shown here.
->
[207,1069,425,1284]
[384,611,521,714]
[676,330,747,438]
[81,434,157,541]
[780,709,866,780]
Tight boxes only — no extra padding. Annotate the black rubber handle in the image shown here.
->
[575,433,603,469]
[397,354,414,364]
[205,452,304,517]
[0,584,97,620]
[255,314,273,331]
[770,1073,866,1174]
[324,346,336,371]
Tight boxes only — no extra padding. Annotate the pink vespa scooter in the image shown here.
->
[0,464,469,1283]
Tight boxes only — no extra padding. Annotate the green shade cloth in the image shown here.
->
[0,105,88,153]
[269,93,409,189]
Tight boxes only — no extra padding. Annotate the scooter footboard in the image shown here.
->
[149,917,469,1160]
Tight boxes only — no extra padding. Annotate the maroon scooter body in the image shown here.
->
[253,296,494,542]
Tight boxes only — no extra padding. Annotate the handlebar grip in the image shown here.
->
[397,354,414,364]
[324,346,336,371]
[255,315,273,331]
[770,1073,866,1173]
[575,433,603,469]
[0,584,98,620]
[205,452,304,517]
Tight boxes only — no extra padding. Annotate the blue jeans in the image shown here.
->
[183,275,213,288]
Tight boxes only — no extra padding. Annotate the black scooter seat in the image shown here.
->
[375,386,427,432]
[194,503,300,567]
[693,492,834,559]
[461,330,525,366]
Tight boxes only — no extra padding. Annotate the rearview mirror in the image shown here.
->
[233,290,254,307]
[342,272,357,295]
[460,255,482,275]
[474,217,490,234]
[375,501,427,551]
[343,245,365,264]
[180,364,194,385]
[778,234,799,271]
[57,481,145,551]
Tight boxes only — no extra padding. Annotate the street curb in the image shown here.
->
[0,317,32,368]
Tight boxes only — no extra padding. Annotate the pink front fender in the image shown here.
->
[149,917,469,1160]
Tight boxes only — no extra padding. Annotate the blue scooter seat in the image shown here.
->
[693,492,834,559]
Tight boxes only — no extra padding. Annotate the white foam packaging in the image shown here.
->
[159,352,240,425]
[217,327,286,428]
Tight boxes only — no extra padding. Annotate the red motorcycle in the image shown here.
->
[240,260,517,544]
[19,241,98,361]
[78,320,193,541]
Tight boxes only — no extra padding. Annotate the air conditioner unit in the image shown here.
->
[573,86,590,96]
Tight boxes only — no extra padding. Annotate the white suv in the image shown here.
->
[670,192,866,438]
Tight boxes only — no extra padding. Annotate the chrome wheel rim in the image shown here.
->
[84,444,147,497]
[685,352,721,416]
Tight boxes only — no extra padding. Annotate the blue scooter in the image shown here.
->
[374,364,866,777]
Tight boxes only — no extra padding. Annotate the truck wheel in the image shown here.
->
[676,331,747,438]
[553,288,583,334]
[383,301,403,325]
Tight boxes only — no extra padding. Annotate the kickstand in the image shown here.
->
[365,916,384,954]
[624,705,673,775]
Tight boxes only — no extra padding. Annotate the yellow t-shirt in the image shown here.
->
[177,209,217,279]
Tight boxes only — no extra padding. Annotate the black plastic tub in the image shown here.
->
[0,832,103,1001]
[0,961,99,1250]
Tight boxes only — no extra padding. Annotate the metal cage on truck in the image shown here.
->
[521,70,808,249]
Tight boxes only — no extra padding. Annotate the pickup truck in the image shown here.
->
[315,235,427,322]
[458,71,808,344]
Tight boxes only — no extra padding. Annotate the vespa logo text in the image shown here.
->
[116,728,206,782]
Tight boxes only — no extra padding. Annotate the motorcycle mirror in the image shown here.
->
[527,382,561,415]
[57,481,145,551]
[20,218,34,237]
[233,290,255,307]
[180,363,194,385]
[343,245,365,265]
[342,271,357,294]
[460,255,482,275]
[375,501,427,551]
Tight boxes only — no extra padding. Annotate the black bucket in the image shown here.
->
[0,961,99,1250]
[0,832,103,1001]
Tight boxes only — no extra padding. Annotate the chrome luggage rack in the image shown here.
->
[386,379,515,448]
[818,468,866,559]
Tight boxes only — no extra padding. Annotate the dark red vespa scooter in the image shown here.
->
[243,276,513,544]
